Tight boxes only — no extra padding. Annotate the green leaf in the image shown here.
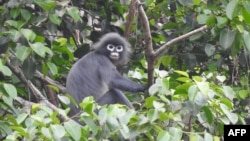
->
[157,131,171,141]
[34,0,56,11]
[222,86,235,100]
[41,127,52,138]
[50,124,66,139]
[10,8,20,19]
[47,62,58,75]
[226,0,239,20]
[3,83,17,98]
[159,55,172,68]
[216,75,226,83]
[188,85,198,102]
[147,109,158,122]
[67,7,81,22]
[169,127,183,141]
[16,46,32,61]
[242,31,250,53]
[47,85,59,93]
[238,90,248,99]
[204,132,213,141]
[21,9,31,21]
[220,104,238,124]
[20,29,36,42]
[206,15,216,26]
[197,14,209,24]
[202,106,213,124]
[49,13,62,25]
[243,1,250,13]
[216,16,228,28]
[5,20,25,30]
[83,117,98,135]
[9,29,22,41]
[178,0,193,6]
[148,84,159,95]
[0,60,12,76]
[64,120,82,141]
[196,81,209,95]
[219,28,236,50]
[174,70,189,77]
[30,42,46,57]
[205,44,215,56]
[242,8,250,25]
[16,113,28,124]
[120,124,130,139]
[192,0,201,5]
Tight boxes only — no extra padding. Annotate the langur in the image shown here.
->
[66,33,146,116]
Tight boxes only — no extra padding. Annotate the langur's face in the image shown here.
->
[106,44,124,60]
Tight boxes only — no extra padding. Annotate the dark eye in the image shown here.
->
[116,45,123,52]
[107,44,115,51]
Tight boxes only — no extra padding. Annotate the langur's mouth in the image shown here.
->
[110,52,119,60]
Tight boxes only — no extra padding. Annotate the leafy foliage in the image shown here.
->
[0,0,249,140]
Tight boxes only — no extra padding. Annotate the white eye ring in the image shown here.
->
[107,44,115,51]
[116,45,123,52]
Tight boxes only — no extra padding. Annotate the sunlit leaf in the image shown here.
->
[238,90,248,99]
[20,28,36,42]
[216,16,228,28]
[157,131,171,141]
[30,42,46,57]
[169,127,183,141]
[174,70,189,77]
[192,0,201,5]
[222,86,235,100]
[197,14,209,24]
[220,104,238,124]
[58,95,70,105]
[34,0,56,11]
[226,0,239,20]
[204,132,213,141]
[148,84,159,95]
[16,113,28,124]
[67,7,81,22]
[50,124,66,139]
[41,127,52,138]
[47,62,58,75]
[64,120,82,141]
[15,46,32,61]
[3,83,17,98]
[120,124,130,139]
[0,60,12,76]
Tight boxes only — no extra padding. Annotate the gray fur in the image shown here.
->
[66,33,146,117]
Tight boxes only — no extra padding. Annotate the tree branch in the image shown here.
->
[155,25,208,57]
[34,70,67,93]
[3,57,69,122]
[136,0,155,87]
[124,0,136,40]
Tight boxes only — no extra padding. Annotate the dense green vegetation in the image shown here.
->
[0,0,249,140]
